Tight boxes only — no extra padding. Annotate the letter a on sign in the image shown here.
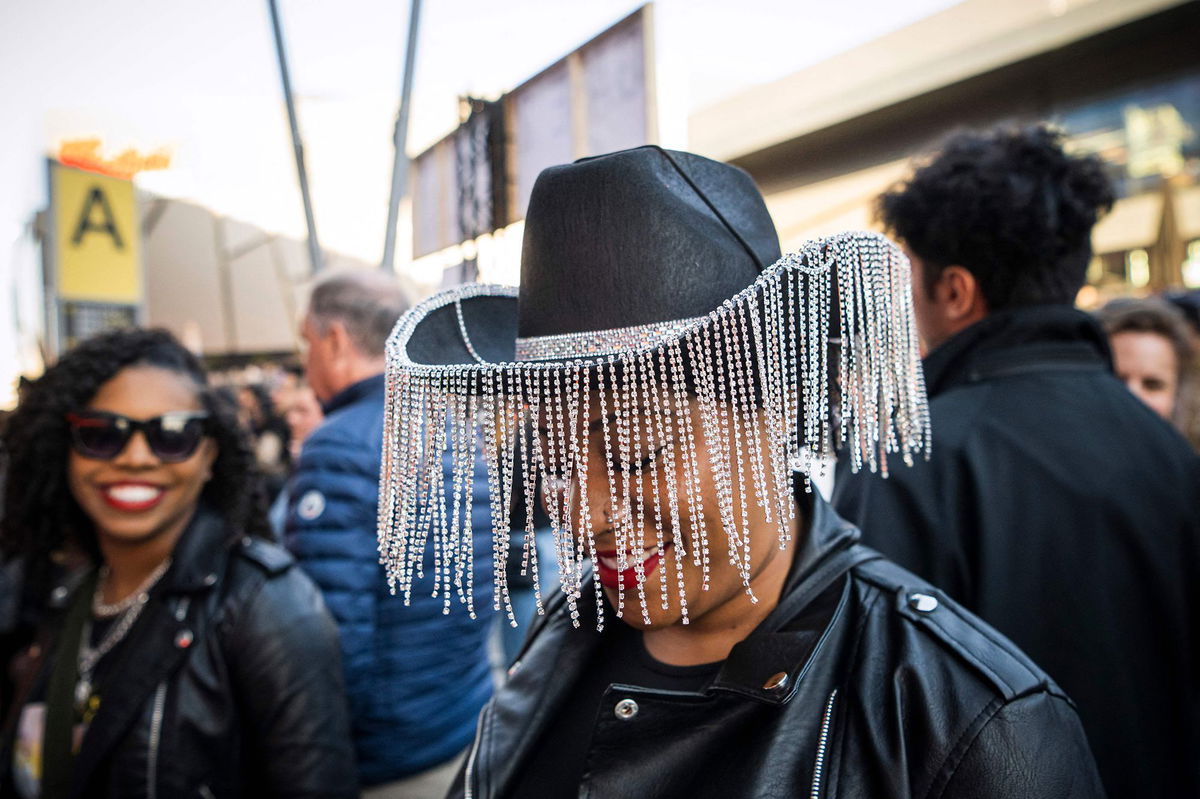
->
[71,187,125,250]
[52,162,142,304]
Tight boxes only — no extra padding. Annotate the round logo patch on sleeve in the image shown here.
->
[297,490,326,521]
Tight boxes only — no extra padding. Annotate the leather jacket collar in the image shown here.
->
[923,305,1112,397]
[160,504,232,594]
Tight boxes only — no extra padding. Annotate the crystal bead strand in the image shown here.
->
[461,389,480,618]
[613,360,635,618]
[624,357,646,621]
[497,384,520,626]
[638,355,668,594]
[518,369,544,615]
[734,301,772,525]
[596,364,622,626]
[668,338,705,576]
[573,371,604,631]
[652,347,688,621]
[477,375,504,615]
[716,309,754,595]
[555,367,582,626]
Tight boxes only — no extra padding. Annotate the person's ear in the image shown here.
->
[935,265,988,325]
[325,319,352,361]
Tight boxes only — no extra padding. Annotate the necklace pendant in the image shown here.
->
[75,675,93,709]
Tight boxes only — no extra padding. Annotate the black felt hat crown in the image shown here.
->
[520,146,781,338]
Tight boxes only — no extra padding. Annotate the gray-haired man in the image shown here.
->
[286,270,496,797]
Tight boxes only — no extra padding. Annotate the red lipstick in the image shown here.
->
[594,545,665,589]
[100,482,166,513]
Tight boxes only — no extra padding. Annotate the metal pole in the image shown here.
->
[267,0,323,274]
[381,0,422,271]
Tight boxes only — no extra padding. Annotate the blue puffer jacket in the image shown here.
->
[285,374,495,786]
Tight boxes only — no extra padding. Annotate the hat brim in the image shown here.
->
[379,231,930,629]
[395,283,520,368]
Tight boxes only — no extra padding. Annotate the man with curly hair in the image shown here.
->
[834,125,1200,798]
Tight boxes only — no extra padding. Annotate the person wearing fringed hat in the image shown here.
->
[378,146,1103,797]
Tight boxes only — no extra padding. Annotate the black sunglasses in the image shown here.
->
[66,410,211,463]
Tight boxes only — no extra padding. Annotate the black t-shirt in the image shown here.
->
[507,617,721,797]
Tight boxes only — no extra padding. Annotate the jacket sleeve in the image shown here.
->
[284,426,382,728]
[227,568,359,798]
[937,692,1106,799]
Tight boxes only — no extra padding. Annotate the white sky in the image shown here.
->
[0,0,962,266]
[0,0,963,400]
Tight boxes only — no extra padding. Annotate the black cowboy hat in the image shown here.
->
[380,145,926,623]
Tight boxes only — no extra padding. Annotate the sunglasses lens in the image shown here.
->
[147,416,206,461]
[71,421,129,460]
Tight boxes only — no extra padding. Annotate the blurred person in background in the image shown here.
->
[267,379,323,537]
[1165,289,1200,449]
[235,383,290,499]
[280,381,324,462]
[834,124,1200,798]
[1095,297,1194,426]
[287,270,495,798]
[0,328,356,798]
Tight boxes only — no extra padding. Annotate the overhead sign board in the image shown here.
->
[505,6,655,223]
[411,102,501,260]
[49,160,143,304]
[411,5,657,258]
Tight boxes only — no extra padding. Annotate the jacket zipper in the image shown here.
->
[147,680,167,799]
[463,701,490,799]
[810,689,838,799]
[148,597,190,799]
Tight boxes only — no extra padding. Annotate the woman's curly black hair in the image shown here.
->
[879,124,1115,310]
[0,328,271,565]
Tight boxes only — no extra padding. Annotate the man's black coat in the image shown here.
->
[834,305,1200,798]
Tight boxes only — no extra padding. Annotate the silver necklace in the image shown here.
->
[91,557,173,618]
[75,558,173,710]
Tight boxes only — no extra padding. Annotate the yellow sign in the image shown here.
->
[52,162,142,304]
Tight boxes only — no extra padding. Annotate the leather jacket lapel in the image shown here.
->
[712,544,878,705]
[476,598,604,798]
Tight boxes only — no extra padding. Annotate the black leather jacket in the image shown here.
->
[457,495,1105,798]
[1,507,359,798]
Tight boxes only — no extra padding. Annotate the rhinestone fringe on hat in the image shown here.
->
[379,231,930,630]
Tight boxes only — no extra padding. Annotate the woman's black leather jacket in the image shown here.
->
[1,507,359,798]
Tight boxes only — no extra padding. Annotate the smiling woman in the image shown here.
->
[0,328,358,799]
[66,367,217,563]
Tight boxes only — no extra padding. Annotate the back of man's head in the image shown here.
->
[879,124,1115,310]
[307,270,410,359]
